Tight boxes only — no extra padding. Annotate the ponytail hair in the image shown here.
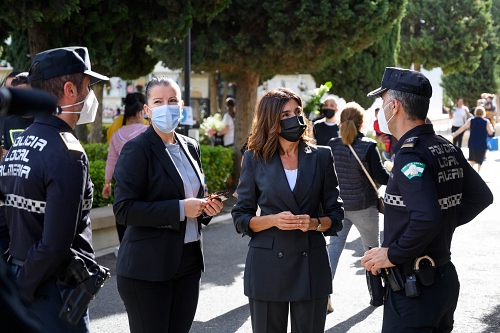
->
[339,102,365,145]
[122,92,146,126]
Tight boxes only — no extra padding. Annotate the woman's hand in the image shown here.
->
[203,197,223,217]
[184,198,209,218]
[295,214,312,232]
[274,211,303,230]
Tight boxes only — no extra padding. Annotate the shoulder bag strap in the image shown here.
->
[348,144,379,195]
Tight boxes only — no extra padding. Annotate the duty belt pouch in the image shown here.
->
[402,262,419,297]
[57,255,111,326]
[414,255,436,286]
[383,267,404,292]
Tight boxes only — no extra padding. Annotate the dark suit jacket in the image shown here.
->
[232,141,344,301]
[113,127,210,281]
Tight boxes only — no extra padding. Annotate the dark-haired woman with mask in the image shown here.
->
[232,87,344,333]
[102,92,148,243]
[113,76,223,333]
[313,96,339,145]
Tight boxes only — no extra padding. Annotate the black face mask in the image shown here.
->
[279,115,307,142]
[322,108,336,119]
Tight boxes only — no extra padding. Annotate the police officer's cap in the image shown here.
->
[367,67,432,99]
[28,46,109,85]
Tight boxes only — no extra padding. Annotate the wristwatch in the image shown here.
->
[316,218,322,231]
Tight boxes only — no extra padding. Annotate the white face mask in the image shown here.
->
[377,101,394,135]
[59,90,99,125]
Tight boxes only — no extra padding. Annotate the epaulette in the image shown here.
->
[59,132,84,152]
[401,136,418,149]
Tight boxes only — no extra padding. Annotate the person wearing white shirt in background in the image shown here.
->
[217,97,235,147]
[444,98,469,148]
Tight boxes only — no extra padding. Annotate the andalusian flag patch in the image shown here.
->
[401,162,425,179]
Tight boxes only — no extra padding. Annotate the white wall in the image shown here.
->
[257,74,316,102]
[421,66,445,120]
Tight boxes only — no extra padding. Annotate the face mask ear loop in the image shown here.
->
[386,102,395,125]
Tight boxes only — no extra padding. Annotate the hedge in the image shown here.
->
[200,145,234,193]
[83,143,234,208]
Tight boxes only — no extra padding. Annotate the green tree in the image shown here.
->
[0,0,229,78]
[5,30,30,71]
[399,0,492,74]
[154,0,407,170]
[440,0,500,106]
[1,0,230,141]
[312,19,403,109]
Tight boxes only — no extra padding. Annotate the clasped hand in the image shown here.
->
[184,197,223,218]
[360,247,395,275]
[274,211,311,232]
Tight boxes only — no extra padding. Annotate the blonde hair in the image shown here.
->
[474,106,485,117]
[339,102,365,145]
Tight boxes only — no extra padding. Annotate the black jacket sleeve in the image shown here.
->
[367,144,390,185]
[457,159,493,226]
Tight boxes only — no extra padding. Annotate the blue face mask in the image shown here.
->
[148,104,182,133]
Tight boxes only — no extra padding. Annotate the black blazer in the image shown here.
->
[232,141,344,301]
[113,126,210,281]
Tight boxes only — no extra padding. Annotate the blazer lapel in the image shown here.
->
[293,142,317,205]
[176,133,205,198]
[262,151,301,215]
[147,128,185,198]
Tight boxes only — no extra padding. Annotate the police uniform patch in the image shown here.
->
[401,137,418,149]
[59,132,84,152]
[401,162,425,179]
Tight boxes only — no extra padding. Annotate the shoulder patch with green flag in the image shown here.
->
[401,162,425,179]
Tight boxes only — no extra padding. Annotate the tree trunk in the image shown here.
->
[90,83,104,143]
[27,26,49,58]
[221,81,229,114]
[234,69,259,178]
[414,63,421,72]
[209,71,219,115]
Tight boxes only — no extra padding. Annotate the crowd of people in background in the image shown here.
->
[444,93,498,173]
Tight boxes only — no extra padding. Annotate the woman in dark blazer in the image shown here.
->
[232,87,344,333]
[113,77,223,333]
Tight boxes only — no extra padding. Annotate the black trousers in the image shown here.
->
[248,296,328,333]
[451,126,464,148]
[382,262,460,333]
[117,241,202,333]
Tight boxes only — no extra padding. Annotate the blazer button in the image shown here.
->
[302,251,308,257]
[277,251,284,258]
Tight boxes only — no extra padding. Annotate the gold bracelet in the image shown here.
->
[104,183,111,187]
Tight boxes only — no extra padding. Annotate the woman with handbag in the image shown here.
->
[326,102,389,312]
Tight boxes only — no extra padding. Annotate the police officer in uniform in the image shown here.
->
[0,46,108,332]
[361,67,493,333]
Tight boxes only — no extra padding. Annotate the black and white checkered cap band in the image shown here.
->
[385,193,462,210]
[0,194,93,214]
